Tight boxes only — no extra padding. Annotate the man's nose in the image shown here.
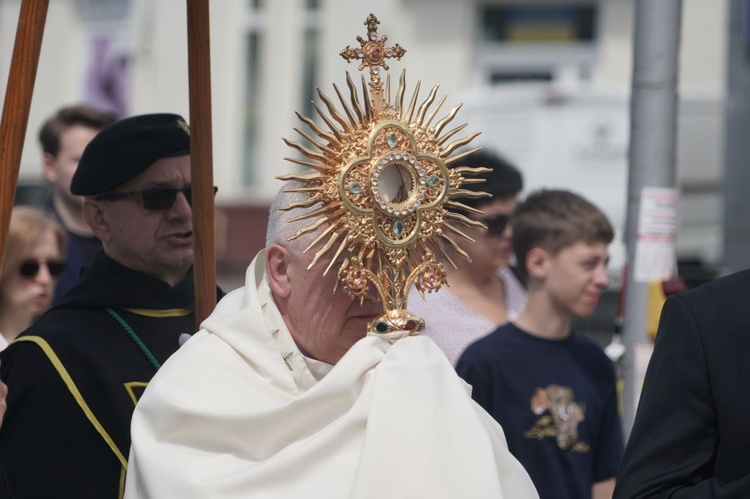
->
[595,265,610,289]
[168,190,192,220]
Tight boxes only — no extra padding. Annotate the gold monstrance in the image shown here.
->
[278,14,489,336]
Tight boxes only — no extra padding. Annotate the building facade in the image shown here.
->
[0,0,729,278]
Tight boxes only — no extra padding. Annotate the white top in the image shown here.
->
[125,252,538,499]
[0,334,7,351]
[408,266,527,366]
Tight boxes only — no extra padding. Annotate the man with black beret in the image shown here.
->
[0,113,222,498]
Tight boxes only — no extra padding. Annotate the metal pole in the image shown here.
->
[621,0,682,437]
[722,0,750,276]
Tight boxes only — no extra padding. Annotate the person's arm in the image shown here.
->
[592,477,615,499]
[614,295,750,498]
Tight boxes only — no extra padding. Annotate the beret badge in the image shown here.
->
[176,118,190,136]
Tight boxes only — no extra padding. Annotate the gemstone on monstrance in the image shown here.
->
[426,175,441,188]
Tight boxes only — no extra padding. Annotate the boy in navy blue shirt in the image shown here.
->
[457,189,624,499]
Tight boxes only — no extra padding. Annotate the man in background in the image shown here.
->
[39,104,117,301]
[458,190,623,499]
[614,269,750,497]
[0,113,220,499]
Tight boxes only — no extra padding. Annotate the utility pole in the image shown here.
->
[621,0,682,437]
[722,0,750,275]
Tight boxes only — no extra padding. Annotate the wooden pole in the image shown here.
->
[186,0,217,329]
[0,0,49,274]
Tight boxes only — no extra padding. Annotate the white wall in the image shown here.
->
[0,0,731,201]
[130,0,248,199]
[680,0,727,94]
[0,0,88,181]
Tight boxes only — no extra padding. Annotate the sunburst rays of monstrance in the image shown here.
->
[277,14,490,336]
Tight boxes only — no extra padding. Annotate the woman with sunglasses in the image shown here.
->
[409,150,526,366]
[0,206,66,349]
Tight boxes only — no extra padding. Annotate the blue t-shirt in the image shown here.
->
[457,323,624,499]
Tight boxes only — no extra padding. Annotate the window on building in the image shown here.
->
[242,1,320,184]
[243,3,264,186]
[482,5,596,43]
[477,2,598,86]
[301,2,320,123]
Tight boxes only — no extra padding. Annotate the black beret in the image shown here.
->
[71,113,190,196]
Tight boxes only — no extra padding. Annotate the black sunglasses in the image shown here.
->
[19,260,65,279]
[93,186,218,211]
[478,214,510,235]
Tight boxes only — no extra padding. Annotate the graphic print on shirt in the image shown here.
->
[524,384,590,452]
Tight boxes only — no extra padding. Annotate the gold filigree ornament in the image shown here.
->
[278,13,490,336]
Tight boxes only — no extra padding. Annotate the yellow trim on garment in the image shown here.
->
[123,307,192,318]
[12,336,129,470]
[124,381,149,406]
[119,465,127,499]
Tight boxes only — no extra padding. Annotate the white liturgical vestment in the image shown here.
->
[124,252,539,499]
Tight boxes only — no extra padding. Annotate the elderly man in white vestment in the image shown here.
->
[124,181,538,499]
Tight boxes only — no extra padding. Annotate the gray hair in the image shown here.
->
[266,179,324,253]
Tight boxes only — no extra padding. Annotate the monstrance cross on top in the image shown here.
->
[339,14,406,73]
[280,13,489,336]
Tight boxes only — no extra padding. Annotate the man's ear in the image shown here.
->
[82,199,112,243]
[42,153,57,183]
[525,247,550,280]
[266,244,292,299]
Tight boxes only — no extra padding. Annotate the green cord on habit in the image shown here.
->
[106,307,161,370]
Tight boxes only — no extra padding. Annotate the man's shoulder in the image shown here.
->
[138,331,247,408]
[477,322,516,344]
[7,307,106,358]
[569,330,608,353]
[568,331,616,372]
[458,323,515,362]
[31,305,100,331]
[0,311,103,389]
[677,268,750,305]
[659,269,750,349]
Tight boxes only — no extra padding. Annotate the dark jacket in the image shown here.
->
[0,252,223,499]
[614,269,750,498]
[47,202,103,305]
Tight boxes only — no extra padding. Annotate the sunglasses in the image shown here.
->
[19,260,65,279]
[478,214,510,235]
[93,186,218,211]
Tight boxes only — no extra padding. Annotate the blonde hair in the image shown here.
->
[1,206,67,283]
